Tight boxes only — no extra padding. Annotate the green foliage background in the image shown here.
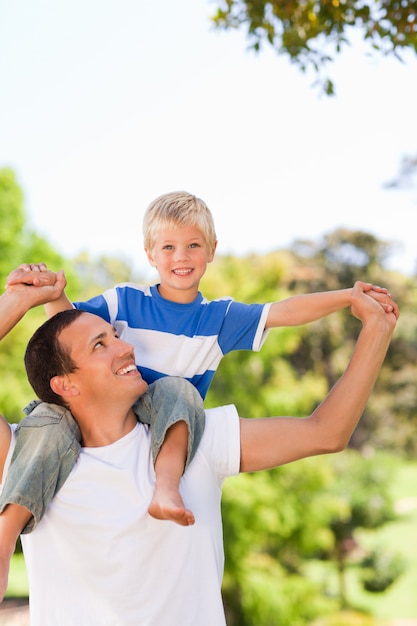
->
[2,167,417,622]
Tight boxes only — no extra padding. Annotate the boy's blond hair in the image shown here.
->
[143,191,217,252]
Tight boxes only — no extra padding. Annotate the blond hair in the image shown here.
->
[143,191,217,251]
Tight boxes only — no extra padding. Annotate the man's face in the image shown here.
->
[58,313,148,407]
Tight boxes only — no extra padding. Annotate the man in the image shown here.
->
[0,274,398,625]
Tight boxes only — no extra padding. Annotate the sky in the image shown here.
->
[1,0,416,279]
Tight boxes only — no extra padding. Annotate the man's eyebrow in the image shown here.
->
[88,331,108,346]
[89,326,118,345]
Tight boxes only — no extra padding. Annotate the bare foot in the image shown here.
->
[148,487,195,526]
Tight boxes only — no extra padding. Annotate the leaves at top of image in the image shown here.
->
[211,0,417,93]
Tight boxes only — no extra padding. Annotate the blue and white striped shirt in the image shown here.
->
[74,283,271,398]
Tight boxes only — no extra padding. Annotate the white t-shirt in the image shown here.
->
[4,405,240,626]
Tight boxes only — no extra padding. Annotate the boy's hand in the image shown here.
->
[355,282,399,319]
[6,263,60,289]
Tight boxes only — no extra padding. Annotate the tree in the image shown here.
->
[0,168,80,421]
[211,0,417,93]
[203,244,412,622]
[204,231,417,455]
[71,250,142,301]
[281,229,417,456]
[323,451,404,608]
[221,452,403,624]
[384,151,417,189]
[0,168,25,281]
[221,458,341,625]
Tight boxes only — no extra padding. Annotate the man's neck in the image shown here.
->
[72,406,138,448]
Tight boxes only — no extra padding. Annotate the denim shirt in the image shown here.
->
[0,400,82,533]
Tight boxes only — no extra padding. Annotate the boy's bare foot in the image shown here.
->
[148,488,195,526]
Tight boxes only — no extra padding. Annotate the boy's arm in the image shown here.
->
[239,282,398,473]
[44,293,73,318]
[265,282,398,328]
[5,263,72,318]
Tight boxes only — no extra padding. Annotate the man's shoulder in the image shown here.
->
[197,405,240,478]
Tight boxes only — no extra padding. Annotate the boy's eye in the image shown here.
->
[94,341,104,349]
[189,243,199,248]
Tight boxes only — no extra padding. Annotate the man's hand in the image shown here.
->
[350,281,399,332]
[0,266,67,341]
[5,266,67,307]
[6,263,59,289]
[357,281,400,319]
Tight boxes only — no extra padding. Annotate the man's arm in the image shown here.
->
[265,282,398,328]
[0,272,66,477]
[240,282,398,472]
[0,416,11,485]
[1,269,67,340]
[5,263,72,318]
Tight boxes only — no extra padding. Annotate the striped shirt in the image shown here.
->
[74,283,270,398]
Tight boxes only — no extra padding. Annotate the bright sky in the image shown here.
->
[1,0,416,278]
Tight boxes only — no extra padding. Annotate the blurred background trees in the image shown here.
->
[1,166,416,623]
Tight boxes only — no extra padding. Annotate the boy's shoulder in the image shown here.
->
[113,282,151,294]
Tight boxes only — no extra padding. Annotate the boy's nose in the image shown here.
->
[174,247,190,261]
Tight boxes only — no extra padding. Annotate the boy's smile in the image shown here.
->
[146,224,217,303]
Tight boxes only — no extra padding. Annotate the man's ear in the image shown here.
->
[50,375,80,399]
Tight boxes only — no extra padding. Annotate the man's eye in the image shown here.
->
[94,341,104,349]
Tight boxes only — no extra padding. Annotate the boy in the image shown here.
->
[0,191,397,600]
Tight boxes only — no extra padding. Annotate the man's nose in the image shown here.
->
[115,338,134,355]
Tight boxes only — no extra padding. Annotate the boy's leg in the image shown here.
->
[134,377,205,526]
[0,503,31,601]
[149,420,195,526]
[0,402,81,534]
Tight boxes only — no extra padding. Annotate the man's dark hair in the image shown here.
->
[24,309,85,406]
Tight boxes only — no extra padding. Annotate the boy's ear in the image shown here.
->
[207,240,218,263]
[144,248,156,267]
[50,375,80,399]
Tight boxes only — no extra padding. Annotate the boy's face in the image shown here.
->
[56,313,148,407]
[145,224,217,303]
